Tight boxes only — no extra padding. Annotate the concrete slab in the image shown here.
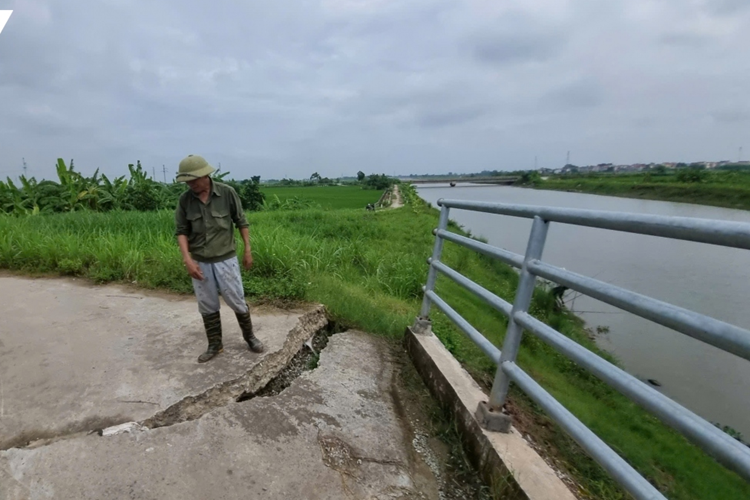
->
[1,332,440,500]
[0,276,327,450]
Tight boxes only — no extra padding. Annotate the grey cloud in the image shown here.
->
[659,32,713,47]
[472,31,566,65]
[416,106,487,129]
[542,79,605,110]
[0,0,749,178]
[711,108,750,123]
[704,0,750,15]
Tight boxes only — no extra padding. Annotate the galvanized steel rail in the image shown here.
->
[414,199,750,499]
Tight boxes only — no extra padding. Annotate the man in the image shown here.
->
[174,154,264,363]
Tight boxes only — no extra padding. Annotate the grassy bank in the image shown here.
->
[533,171,750,211]
[0,186,748,499]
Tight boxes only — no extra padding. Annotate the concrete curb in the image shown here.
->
[404,327,577,500]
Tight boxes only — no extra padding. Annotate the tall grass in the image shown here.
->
[0,188,748,499]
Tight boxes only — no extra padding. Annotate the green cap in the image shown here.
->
[176,155,216,182]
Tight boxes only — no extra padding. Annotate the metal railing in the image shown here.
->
[414,199,750,500]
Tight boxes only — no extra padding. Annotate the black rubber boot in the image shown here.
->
[198,311,223,363]
[236,303,264,353]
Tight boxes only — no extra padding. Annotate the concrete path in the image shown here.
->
[390,185,404,209]
[0,277,442,499]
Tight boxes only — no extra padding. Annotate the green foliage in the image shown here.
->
[362,173,394,190]
[398,182,422,206]
[0,159,267,215]
[675,168,708,183]
[0,159,179,214]
[357,171,365,181]
[715,423,745,443]
[223,176,265,211]
[517,170,542,186]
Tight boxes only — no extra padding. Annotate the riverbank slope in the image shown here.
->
[528,171,750,211]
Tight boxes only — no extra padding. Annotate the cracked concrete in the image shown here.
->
[0,276,326,450]
[1,331,439,499]
[0,277,446,499]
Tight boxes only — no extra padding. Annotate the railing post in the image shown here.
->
[413,202,450,334]
[477,215,549,431]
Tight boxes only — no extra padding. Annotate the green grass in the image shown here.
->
[0,187,748,499]
[535,171,750,211]
[261,185,383,209]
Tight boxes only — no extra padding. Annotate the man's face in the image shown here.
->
[186,176,211,193]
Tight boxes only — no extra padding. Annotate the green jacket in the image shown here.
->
[174,181,249,263]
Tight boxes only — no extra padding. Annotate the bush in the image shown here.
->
[675,168,707,183]
[223,176,265,211]
[362,174,395,190]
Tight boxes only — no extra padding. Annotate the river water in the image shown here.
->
[417,184,750,438]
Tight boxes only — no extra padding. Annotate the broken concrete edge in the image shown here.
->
[8,305,331,451]
[141,304,329,429]
[101,422,144,437]
[404,326,579,500]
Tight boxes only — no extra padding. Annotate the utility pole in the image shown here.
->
[163,164,167,183]
[566,151,570,166]
[152,166,156,179]
[22,157,27,177]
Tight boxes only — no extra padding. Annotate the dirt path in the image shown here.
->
[390,184,404,209]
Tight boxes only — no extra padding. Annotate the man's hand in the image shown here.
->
[185,259,204,281]
[243,251,254,270]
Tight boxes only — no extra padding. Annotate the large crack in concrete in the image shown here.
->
[0,417,128,451]
[142,306,329,429]
[235,324,335,402]
[1,306,329,451]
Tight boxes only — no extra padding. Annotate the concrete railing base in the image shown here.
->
[475,400,513,433]
[404,327,577,500]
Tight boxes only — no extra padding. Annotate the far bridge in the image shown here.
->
[405,176,518,185]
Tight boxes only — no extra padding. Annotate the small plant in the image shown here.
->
[714,423,746,445]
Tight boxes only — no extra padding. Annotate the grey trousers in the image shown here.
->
[192,257,249,315]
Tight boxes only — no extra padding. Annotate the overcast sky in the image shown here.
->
[1,0,748,181]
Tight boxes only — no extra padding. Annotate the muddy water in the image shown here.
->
[417,184,750,438]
